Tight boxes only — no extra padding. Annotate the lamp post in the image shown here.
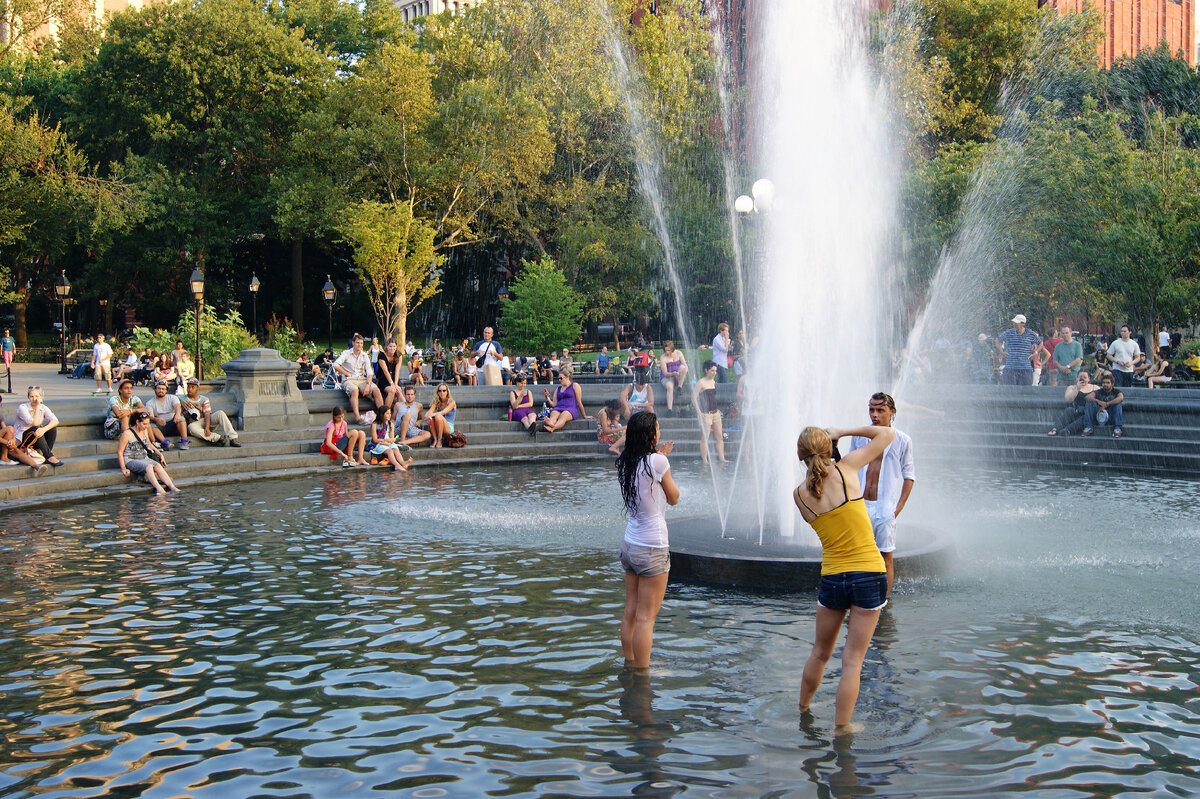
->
[189,266,205,381]
[54,271,71,374]
[322,275,337,351]
[249,273,260,338]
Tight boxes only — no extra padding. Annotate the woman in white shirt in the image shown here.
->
[615,412,679,669]
[14,385,63,466]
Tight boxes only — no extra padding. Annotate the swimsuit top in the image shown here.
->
[698,387,719,414]
[795,467,885,576]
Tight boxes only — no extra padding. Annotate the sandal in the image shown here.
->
[1047,428,1057,436]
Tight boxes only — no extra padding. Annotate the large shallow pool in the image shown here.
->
[1,462,1197,797]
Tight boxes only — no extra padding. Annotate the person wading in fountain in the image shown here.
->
[794,423,894,731]
[616,412,679,670]
[847,393,914,596]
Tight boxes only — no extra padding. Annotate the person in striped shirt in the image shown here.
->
[998,314,1042,386]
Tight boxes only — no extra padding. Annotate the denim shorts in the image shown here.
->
[818,571,888,611]
[620,541,670,578]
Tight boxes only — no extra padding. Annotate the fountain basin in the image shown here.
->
[669,515,955,591]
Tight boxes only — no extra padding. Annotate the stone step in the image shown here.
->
[920,439,1200,477]
[915,417,1200,442]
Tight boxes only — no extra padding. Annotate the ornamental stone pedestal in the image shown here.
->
[222,348,309,431]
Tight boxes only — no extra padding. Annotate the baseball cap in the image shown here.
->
[1012,314,1027,324]
[186,377,199,385]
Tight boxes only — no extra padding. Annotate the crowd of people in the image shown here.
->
[909,315,1193,389]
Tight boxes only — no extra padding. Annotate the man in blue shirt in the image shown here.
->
[998,314,1042,386]
[596,346,612,374]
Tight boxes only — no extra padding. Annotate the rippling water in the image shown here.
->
[1,463,1198,797]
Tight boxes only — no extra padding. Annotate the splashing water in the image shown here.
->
[742,0,901,540]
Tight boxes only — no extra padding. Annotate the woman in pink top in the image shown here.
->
[321,406,367,467]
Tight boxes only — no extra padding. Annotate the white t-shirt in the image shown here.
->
[712,333,728,367]
[849,429,916,523]
[92,341,113,365]
[1108,338,1141,373]
[1159,330,1171,348]
[474,338,504,368]
[623,453,671,548]
[334,348,372,380]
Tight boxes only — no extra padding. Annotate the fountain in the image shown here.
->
[604,0,956,587]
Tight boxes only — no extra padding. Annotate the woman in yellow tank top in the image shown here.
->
[793,423,895,731]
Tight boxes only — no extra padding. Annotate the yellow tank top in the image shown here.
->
[796,470,886,576]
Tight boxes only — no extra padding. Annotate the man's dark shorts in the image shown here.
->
[818,571,888,611]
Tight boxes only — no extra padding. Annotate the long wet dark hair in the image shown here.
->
[616,412,659,514]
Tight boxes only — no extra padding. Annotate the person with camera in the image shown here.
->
[181,378,240,447]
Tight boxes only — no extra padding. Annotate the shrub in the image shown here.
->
[130,307,257,378]
[264,314,318,361]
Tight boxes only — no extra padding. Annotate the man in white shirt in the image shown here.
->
[91,333,114,395]
[711,323,730,383]
[1158,328,1171,359]
[473,326,504,385]
[333,333,382,425]
[1107,325,1142,389]
[847,392,915,597]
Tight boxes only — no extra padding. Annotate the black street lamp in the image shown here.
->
[249,273,260,338]
[54,271,71,374]
[322,275,337,351]
[189,266,205,381]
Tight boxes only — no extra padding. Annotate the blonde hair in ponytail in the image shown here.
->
[797,426,833,500]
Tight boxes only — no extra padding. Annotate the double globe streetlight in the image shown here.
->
[734,178,775,216]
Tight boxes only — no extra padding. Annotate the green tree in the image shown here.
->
[338,199,443,347]
[498,257,582,354]
[73,0,332,312]
[0,97,140,344]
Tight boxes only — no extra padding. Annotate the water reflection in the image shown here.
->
[0,465,1198,797]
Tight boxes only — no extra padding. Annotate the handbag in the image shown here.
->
[444,431,467,448]
[475,342,491,369]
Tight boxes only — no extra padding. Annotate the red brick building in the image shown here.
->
[1042,0,1195,67]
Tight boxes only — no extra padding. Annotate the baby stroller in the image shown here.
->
[431,357,448,381]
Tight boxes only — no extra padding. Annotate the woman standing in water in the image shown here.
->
[793,423,894,730]
[616,412,679,669]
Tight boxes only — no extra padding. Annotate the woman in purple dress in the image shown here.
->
[542,368,590,433]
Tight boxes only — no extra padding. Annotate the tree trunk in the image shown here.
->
[392,286,408,350]
[13,260,28,347]
[291,239,304,331]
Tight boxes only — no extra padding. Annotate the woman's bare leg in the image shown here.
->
[547,410,574,433]
[834,607,881,728]
[621,572,669,668]
[146,467,166,495]
[714,414,727,462]
[799,606,847,712]
[160,464,181,492]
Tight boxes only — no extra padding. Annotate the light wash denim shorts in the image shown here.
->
[619,541,670,578]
